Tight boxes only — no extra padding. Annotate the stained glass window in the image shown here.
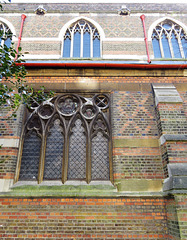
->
[151,20,187,59]
[62,19,101,58]
[16,94,112,184]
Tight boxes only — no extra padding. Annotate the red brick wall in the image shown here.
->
[0,197,168,240]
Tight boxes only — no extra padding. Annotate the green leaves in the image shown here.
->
[0,29,54,117]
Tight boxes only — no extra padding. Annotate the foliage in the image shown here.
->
[0,3,54,117]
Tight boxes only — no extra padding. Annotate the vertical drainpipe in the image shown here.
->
[140,14,151,63]
[15,14,26,60]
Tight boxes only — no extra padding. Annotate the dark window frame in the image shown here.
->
[15,93,113,184]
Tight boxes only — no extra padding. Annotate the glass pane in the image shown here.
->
[44,119,63,180]
[4,38,11,48]
[93,38,100,58]
[63,38,71,58]
[162,33,172,58]
[83,31,90,58]
[91,132,109,180]
[152,38,162,58]
[73,32,80,57]
[163,23,172,30]
[181,38,187,58]
[19,131,41,181]
[171,32,182,58]
[68,119,86,180]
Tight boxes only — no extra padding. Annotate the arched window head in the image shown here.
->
[0,22,12,48]
[63,19,101,58]
[151,19,187,59]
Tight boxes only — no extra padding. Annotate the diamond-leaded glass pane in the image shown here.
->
[91,132,109,180]
[68,119,86,180]
[19,131,41,181]
[44,119,63,180]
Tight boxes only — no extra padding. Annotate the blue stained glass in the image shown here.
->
[83,32,90,57]
[152,38,162,58]
[73,31,80,57]
[0,37,2,45]
[163,23,172,30]
[162,33,171,58]
[181,38,187,58]
[4,38,11,48]
[93,38,100,58]
[63,38,71,57]
[171,33,182,58]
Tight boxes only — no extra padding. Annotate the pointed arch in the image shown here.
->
[67,113,88,180]
[18,114,43,181]
[0,17,16,46]
[43,115,65,180]
[60,17,105,58]
[90,113,110,181]
[148,17,187,59]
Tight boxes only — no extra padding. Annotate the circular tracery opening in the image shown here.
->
[57,95,79,116]
[94,94,109,110]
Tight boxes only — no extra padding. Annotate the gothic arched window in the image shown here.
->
[62,19,101,58]
[15,94,112,184]
[0,22,12,48]
[151,20,187,59]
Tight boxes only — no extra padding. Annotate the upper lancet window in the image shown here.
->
[0,22,12,48]
[62,19,101,58]
[15,93,112,184]
[151,20,187,59]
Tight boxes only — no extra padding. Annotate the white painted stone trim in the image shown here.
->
[105,38,144,42]
[0,138,20,148]
[103,54,149,60]
[148,17,187,41]
[22,54,61,59]
[21,53,150,60]
[0,179,14,192]
[0,17,17,40]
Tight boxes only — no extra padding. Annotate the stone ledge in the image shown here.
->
[113,138,159,148]
[163,164,187,191]
[160,134,187,145]
[115,179,163,192]
[152,83,183,106]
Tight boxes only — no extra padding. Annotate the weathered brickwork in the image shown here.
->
[166,197,181,240]
[103,42,146,55]
[3,3,187,13]
[20,42,61,55]
[180,91,187,118]
[160,144,169,178]
[166,142,187,164]
[0,148,17,179]
[0,105,24,137]
[0,197,168,239]
[25,76,187,85]
[113,147,163,180]
[156,103,187,135]
[175,195,187,240]
[112,91,158,137]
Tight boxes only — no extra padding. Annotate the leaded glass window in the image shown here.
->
[0,22,12,48]
[16,93,112,184]
[151,20,187,59]
[63,19,101,58]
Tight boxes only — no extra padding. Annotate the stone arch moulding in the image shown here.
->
[148,17,187,41]
[59,16,105,57]
[0,17,17,42]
